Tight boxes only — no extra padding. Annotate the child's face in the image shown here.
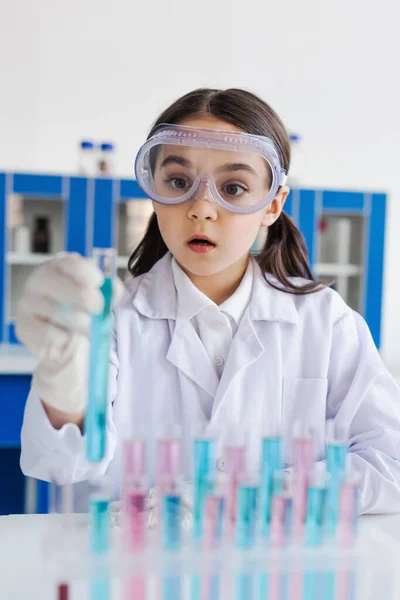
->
[152,115,289,279]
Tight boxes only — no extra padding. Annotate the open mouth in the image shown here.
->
[187,235,216,253]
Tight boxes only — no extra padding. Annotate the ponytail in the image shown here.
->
[128,213,168,278]
[257,211,324,294]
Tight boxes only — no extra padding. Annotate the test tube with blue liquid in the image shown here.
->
[259,434,282,540]
[85,248,116,463]
[88,479,111,600]
[193,434,216,540]
[325,419,348,538]
[235,476,258,549]
[161,475,182,551]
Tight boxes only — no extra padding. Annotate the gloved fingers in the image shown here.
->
[24,256,104,315]
[15,309,72,358]
[18,292,92,337]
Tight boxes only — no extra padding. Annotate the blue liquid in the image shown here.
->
[163,574,181,600]
[193,438,216,540]
[85,277,113,462]
[259,437,282,538]
[90,577,109,600]
[326,443,348,537]
[236,572,254,600]
[236,484,258,549]
[162,494,182,551]
[305,486,326,547]
[90,497,110,555]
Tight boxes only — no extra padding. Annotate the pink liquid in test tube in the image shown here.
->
[270,494,287,548]
[337,481,358,548]
[225,445,246,538]
[124,488,147,552]
[292,435,314,541]
[124,438,146,483]
[123,438,147,552]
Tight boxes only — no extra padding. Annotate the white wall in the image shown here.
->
[1,0,399,370]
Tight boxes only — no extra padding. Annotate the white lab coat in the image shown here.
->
[20,253,400,514]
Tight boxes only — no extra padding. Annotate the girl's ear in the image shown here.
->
[260,186,290,227]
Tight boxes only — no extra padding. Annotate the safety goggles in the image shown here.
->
[134,124,287,214]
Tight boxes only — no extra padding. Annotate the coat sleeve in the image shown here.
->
[327,309,400,514]
[20,328,119,485]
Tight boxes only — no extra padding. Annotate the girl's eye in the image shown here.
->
[167,177,190,190]
[223,183,247,197]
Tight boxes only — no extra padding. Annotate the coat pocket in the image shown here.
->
[282,377,328,464]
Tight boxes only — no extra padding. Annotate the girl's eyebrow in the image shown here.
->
[160,155,193,169]
[160,155,259,177]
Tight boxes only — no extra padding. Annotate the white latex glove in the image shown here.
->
[15,252,124,414]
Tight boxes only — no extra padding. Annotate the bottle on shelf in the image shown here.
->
[98,142,115,176]
[287,133,302,187]
[78,140,96,176]
[32,216,51,254]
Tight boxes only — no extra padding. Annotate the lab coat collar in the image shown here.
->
[132,252,298,326]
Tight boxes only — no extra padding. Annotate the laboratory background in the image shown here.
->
[1,0,400,599]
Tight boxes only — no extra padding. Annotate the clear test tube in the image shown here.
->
[85,247,116,463]
[48,479,74,600]
[291,422,314,541]
[193,435,216,541]
[156,424,182,533]
[224,444,246,539]
[235,476,258,550]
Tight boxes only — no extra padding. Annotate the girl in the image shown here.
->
[17,88,400,514]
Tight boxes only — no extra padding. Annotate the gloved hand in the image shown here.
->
[15,252,124,415]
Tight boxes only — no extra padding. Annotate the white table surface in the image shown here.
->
[1,513,400,600]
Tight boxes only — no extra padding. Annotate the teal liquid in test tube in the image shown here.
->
[85,248,116,463]
[259,436,282,539]
[325,420,348,538]
[193,437,216,540]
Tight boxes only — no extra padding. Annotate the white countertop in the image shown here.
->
[1,513,400,599]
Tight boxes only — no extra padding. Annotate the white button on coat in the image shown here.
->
[217,457,227,472]
[212,320,223,329]
[20,253,400,515]
[214,357,225,367]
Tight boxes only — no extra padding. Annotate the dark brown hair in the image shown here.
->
[128,88,324,294]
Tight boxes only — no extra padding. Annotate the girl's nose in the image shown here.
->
[187,180,218,221]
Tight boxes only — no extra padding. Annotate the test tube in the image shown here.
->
[325,419,349,538]
[235,477,258,549]
[156,425,182,535]
[224,444,246,539]
[161,476,182,551]
[122,435,148,552]
[270,470,287,548]
[89,481,111,556]
[123,476,148,553]
[259,435,282,539]
[204,473,227,548]
[193,435,216,540]
[85,247,116,463]
[337,477,358,548]
[49,480,74,600]
[305,463,328,547]
[292,422,315,541]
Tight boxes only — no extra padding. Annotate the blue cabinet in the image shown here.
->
[0,172,387,514]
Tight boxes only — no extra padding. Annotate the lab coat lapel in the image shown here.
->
[166,317,220,398]
[211,309,264,419]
